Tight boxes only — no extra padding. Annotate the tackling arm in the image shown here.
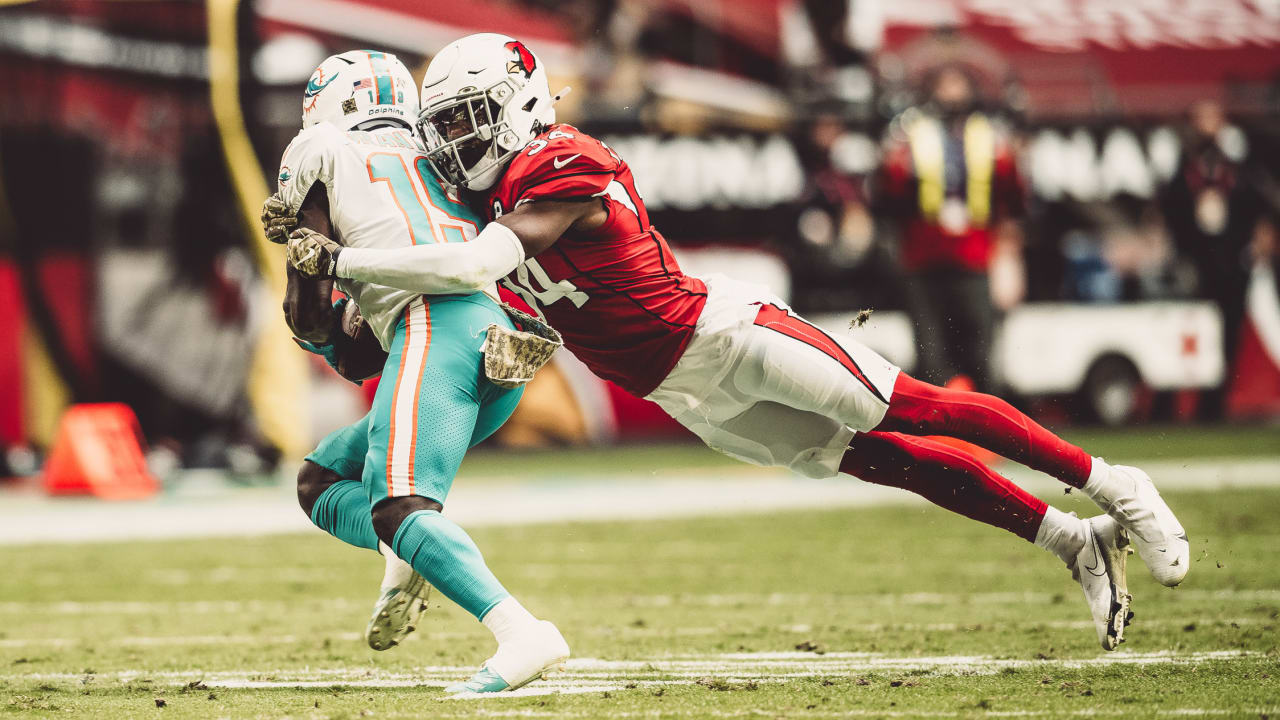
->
[303,198,602,292]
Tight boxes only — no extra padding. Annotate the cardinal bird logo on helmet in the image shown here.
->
[505,40,536,79]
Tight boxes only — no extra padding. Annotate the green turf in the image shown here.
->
[2,487,1278,718]
[455,424,1278,481]
[1060,424,1279,461]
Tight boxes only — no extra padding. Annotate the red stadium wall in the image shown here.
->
[0,260,24,446]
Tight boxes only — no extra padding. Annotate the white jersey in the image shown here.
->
[276,123,494,349]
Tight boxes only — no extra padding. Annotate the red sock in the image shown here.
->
[877,373,1093,488]
[840,431,1048,542]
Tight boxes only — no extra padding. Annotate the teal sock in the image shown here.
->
[392,509,510,620]
[309,479,379,551]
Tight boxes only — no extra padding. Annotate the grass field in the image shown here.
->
[2,435,1278,718]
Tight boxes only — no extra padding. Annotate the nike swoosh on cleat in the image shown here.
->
[1083,532,1107,577]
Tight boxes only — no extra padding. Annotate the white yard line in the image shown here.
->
[1,457,1277,545]
[0,650,1262,689]
[0,650,1269,706]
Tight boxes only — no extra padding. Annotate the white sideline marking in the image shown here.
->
[1,650,1261,694]
[0,632,364,649]
[2,616,1272,650]
[2,457,1277,545]
[3,588,1278,617]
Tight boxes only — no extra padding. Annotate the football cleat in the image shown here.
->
[1069,515,1133,651]
[365,569,431,651]
[445,620,570,694]
[1095,465,1190,587]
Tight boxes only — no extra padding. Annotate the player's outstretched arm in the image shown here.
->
[291,198,602,294]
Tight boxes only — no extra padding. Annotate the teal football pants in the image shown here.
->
[304,293,523,619]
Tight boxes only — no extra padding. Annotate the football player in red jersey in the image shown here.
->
[287,33,1189,652]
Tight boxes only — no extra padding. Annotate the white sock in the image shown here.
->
[482,597,539,645]
[1081,457,1118,509]
[378,541,415,592]
[1034,506,1086,565]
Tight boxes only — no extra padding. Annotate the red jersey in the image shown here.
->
[485,124,707,397]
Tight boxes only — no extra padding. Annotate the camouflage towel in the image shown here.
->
[481,303,564,388]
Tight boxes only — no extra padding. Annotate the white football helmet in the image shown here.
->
[417,33,555,191]
[302,50,418,132]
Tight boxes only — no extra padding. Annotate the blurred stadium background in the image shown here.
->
[1,0,1279,487]
[1,0,1279,483]
[2,1,1280,715]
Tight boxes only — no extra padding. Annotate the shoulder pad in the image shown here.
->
[500,125,619,205]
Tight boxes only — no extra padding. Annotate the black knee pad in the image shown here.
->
[371,495,443,547]
[296,461,342,518]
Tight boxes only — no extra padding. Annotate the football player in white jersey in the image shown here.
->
[268,49,568,694]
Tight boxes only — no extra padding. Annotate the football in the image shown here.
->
[334,300,388,381]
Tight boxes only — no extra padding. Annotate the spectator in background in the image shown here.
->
[1158,100,1264,419]
[877,64,1026,392]
[790,112,886,311]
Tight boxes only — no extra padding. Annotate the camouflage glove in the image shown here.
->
[261,193,298,244]
[481,304,564,389]
[287,227,343,278]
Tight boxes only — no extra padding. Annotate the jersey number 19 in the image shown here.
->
[367,153,480,246]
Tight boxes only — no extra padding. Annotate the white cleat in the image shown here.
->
[365,569,431,651]
[1070,515,1134,651]
[445,620,570,694]
[1096,465,1190,587]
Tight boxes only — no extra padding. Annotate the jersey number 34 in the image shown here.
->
[502,259,588,319]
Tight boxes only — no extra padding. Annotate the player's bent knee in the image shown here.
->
[370,495,444,547]
[296,461,342,518]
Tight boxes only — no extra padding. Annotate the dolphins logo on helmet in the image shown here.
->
[303,67,337,112]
